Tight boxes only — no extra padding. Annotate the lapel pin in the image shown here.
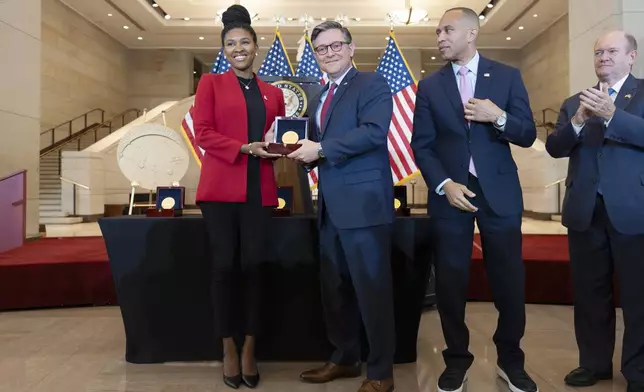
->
[484,73,490,78]
[625,94,632,99]
[263,95,268,100]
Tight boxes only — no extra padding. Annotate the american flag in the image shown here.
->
[375,32,419,184]
[295,35,322,189]
[211,48,231,73]
[258,29,294,77]
[179,48,231,167]
[296,35,323,79]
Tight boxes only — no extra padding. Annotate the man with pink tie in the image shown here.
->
[410,7,537,392]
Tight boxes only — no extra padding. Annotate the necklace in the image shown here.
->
[239,78,253,90]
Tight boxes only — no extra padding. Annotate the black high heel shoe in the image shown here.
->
[222,351,242,389]
[223,373,242,389]
[242,370,260,389]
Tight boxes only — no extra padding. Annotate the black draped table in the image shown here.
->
[99,214,433,364]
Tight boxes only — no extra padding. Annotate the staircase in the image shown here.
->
[39,108,141,227]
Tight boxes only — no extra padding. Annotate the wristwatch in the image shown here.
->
[494,112,507,128]
[317,145,325,159]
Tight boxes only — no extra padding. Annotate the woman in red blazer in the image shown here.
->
[192,5,284,389]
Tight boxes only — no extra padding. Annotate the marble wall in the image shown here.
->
[127,50,195,114]
[520,15,570,123]
[41,0,129,135]
[0,0,42,236]
[40,0,194,147]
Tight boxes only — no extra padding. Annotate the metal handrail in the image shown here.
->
[60,177,89,190]
[545,178,565,188]
[544,177,566,215]
[60,177,90,217]
[41,108,141,158]
[40,109,105,151]
[40,108,104,135]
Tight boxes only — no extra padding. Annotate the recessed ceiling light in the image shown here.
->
[199,36,205,40]
[123,25,129,29]
[423,17,429,21]
[260,36,265,40]
[287,17,294,21]
[108,13,113,17]
[519,26,524,30]
[184,17,190,21]
[321,17,327,21]
[385,36,390,40]
[137,36,143,40]
[355,17,361,21]
[421,69,426,73]
[164,15,171,20]
[479,15,485,20]
[506,36,512,40]
[152,3,158,7]
[487,3,493,8]
[533,14,538,17]
[431,56,436,60]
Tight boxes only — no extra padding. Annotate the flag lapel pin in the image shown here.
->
[484,73,490,78]
[625,94,632,99]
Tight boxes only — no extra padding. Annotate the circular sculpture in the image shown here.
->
[117,123,190,190]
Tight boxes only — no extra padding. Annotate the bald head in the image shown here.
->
[593,30,638,85]
[444,7,481,29]
[436,7,480,64]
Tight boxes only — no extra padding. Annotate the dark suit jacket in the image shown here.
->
[193,69,285,205]
[546,74,644,235]
[306,67,394,229]
[410,56,536,218]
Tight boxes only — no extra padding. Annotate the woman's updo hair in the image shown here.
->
[220,5,257,45]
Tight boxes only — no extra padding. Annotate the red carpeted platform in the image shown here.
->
[468,234,574,305]
[0,234,574,311]
[0,237,116,311]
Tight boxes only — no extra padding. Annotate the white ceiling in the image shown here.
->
[60,0,567,51]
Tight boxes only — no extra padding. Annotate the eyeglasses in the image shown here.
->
[314,41,349,55]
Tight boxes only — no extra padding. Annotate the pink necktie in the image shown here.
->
[458,66,477,177]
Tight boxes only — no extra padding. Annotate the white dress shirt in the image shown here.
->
[571,72,629,134]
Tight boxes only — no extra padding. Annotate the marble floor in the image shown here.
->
[0,303,626,392]
[43,215,568,238]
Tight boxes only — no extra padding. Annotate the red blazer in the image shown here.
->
[193,69,285,206]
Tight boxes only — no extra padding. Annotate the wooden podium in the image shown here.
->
[260,76,323,215]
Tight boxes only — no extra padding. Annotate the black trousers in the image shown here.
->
[319,207,395,380]
[199,201,272,339]
[568,194,644,382]
[431,174,526,371]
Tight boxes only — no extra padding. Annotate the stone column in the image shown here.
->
[0,0,42,236]
[569,0,644,94]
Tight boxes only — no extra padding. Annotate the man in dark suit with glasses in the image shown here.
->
[287,20,396,392]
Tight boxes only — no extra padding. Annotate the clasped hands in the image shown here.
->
[573,83,616,125]
[249,121,319,163]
